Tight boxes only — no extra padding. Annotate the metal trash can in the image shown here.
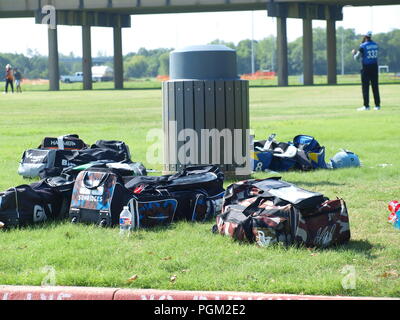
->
[162,45,250,176]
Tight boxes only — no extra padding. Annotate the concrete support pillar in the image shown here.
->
[276,17,288,86]
[302,18,314,85]
[48,28,60,91]
[326,19,337,85]
[82,25,93,90]
[113,26,124,89]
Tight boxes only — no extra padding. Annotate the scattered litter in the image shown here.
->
[161,256,172,261]
[377,163,393,168]
[127,274,138,282]
[379,270,399,278]
[388,201,400,229]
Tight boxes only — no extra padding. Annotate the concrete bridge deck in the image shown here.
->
[0,0,399,17]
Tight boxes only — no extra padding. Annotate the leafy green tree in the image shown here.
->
[236,39,257,74]
[255,36,276,72]
[124,55,148,78]
[158,52,170,76]
[1,28,399,80]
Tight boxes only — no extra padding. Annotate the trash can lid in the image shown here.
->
[170,44,238,81]
[172,45,236,53]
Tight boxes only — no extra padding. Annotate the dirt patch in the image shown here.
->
[21,79,49,85]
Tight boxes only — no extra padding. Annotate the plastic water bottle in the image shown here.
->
[119,206,132,236]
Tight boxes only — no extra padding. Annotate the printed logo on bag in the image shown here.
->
[50,140,76,147]
[33,205,47,222]
[25,151,47,163]
[256,231,273,247]
[61,159,75,167]
[314,224,337,247]
[78,184,104,202]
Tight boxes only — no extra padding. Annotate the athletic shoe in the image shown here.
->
[357,106,370,111]
[374,106,381,110]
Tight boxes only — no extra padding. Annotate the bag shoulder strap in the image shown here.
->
[82,172,111,190]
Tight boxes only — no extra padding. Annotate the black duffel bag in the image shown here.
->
[0,177,74,228]
[125,165,225,228]
[90,140,131,161]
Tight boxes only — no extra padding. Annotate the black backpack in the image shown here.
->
[68,168,133,227]
[125,165,225,229]
[0,177,74,228]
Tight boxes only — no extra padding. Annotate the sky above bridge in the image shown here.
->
[0,5,399,57]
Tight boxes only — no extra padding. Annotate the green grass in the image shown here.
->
[0,83,399,297]
[18,73,400,92]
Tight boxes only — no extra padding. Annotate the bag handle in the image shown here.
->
[14,187,20,223]
[82,172,110,190]
[242,196,270,217]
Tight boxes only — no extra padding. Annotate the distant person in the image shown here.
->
[352,31,381,111]
[14,68,22,93]
[4,64,14,94]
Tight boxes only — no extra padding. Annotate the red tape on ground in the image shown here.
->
[0,285,117,300]
[0,285,395,300]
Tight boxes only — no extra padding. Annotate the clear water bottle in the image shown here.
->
[119,206,132,236]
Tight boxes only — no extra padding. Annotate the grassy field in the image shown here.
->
[0,83,399,297]
[19,73,400,92]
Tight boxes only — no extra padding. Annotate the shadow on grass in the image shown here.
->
[250,81,400,88]
[223,176,345,188]
[25,81,400,92]
[26,87,161,92]
[322,239,381,259]
[0,218,182,234]
[287,180,345,188]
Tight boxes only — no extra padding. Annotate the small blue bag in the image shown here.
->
[293,135,327,169]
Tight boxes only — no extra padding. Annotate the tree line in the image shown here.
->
[0,27,399,80]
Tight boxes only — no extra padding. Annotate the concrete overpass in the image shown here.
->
[0,0,399,90]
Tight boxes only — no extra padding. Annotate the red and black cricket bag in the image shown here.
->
[213,177,350,248]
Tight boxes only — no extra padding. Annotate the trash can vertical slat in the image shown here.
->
[184,81,195,163]
[225,80,235,172]
[167,81,177,172]
[162,81,170,171]
[215,80,226,169]
[175,82,185,171]
[204,80,216,165]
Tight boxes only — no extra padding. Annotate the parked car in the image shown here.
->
[61,66,114,83]
[60,72,84,83]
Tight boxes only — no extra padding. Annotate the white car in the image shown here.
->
[60,72,84,83]
[61,66,114,83]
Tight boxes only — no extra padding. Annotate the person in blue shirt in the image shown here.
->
[352,31,381,111]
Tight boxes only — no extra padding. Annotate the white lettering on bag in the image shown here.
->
[33,205,47,222]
